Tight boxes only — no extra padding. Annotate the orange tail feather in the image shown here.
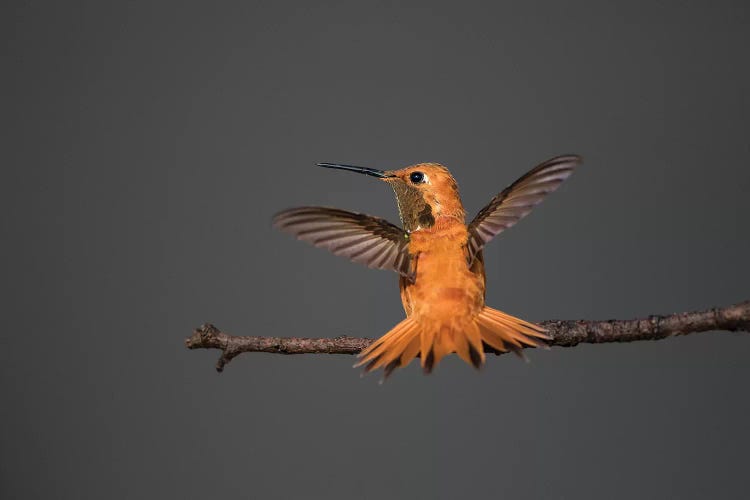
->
[356,306,549,378]
[355,317,421,375]
[476,306,550,360]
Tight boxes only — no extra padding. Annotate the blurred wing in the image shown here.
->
[467,155,582,264]
[273,207,414,279]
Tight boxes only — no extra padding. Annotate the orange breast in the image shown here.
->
[400,218,486,325]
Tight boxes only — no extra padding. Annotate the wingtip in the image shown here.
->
[546,153,584,167]
[564,153,584,165]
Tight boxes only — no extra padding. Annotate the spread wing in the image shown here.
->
[273,207,414,280]
[466,155,581,265]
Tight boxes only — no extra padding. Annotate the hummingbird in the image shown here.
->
[273,155,581,378]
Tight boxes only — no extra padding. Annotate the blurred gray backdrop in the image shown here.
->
[3,1,749,499]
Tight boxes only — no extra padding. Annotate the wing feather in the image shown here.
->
[273,207,414,279]
[466,155,581,265]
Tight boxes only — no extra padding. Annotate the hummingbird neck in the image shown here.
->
[389,182,465,232]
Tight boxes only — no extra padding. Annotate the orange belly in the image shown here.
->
[400,218,486,325]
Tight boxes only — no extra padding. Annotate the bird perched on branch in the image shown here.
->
[273,155,581,378]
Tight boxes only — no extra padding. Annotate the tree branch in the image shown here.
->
[185,300,750,372]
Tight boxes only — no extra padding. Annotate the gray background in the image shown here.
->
[3,1,749,499]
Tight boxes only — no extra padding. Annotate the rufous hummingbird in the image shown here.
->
[274,155,581,378]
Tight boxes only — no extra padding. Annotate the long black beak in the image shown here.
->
[317,162,393,179]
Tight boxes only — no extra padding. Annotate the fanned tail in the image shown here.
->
[356,306,549,378]
[355,317,422,379]
[476,306,550,361]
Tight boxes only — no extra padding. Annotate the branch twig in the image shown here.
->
[185,300,750,372]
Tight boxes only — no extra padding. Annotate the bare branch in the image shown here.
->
[185,300,750,372]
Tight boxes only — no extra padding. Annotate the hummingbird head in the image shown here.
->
[318,162,465,232]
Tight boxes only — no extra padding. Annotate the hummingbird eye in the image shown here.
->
[409,171,425,184]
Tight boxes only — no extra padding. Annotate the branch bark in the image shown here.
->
[185,300,750,372]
